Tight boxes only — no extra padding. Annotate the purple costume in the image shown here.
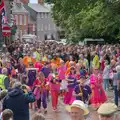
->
[74,84,91,103]
[27,69,36,87]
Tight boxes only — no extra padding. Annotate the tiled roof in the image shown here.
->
[12,2,28,14]
[28,3,50,13]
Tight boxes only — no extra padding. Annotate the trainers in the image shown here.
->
[44,109,47,114]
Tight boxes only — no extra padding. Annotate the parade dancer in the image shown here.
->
[64,67,77,104]
[73,76,91,104]
[57,60,67,98]
[49,73,61,111]
[27,62,38,89]
[27,62,38,109]
[90,67,107,109]
[33,72,47,113]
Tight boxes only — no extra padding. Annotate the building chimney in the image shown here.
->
[38,0,44,4]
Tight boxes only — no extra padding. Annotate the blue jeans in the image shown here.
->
[113,86,118,106]
[103,79,109,90]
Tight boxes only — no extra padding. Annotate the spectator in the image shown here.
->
[0,68,10,90]
[97,103,118,120]
[113,65,120,106]
[66,100,89,120]
[103,60,110,91]
[3,82,35,120]
[0,90,8,113]
[31,113,45,120]
[1,109,13,120]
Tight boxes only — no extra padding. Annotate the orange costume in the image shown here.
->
[51,58,61,67]
[23,56,36,67]
[65,61,76,75]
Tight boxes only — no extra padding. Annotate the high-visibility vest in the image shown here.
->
[35,51,40,61]
[0,74,7,90]
[92,55,100,68]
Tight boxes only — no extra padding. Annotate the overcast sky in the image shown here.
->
[29,0,38,3]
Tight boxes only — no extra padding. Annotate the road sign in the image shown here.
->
[2,25,11,36]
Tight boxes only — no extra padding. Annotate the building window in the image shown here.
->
[45,13,48,18]
[45,24,48,31]
[24,15,26,25]
[20,15,22,25]
[15,15,18,25]
[41,24,43,31]
[33,24,35,32]
[41,13,44,18]
[44,34,47,40]
[48,24,50,30]
[51,34,55,40]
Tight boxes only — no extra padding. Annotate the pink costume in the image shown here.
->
[48,74,60,110]
[57,65,67,80]
[34,61,43,72]
[90,73,107,107]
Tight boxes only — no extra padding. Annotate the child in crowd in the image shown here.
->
[31,113,45,120]
[33,72,47,113]
[57,60,67,98]
[1,109,13,120]
[73,76,92,104]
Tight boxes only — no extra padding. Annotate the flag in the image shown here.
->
[1,3,8,24]
[1,8,7,24]
[0,0,4,13]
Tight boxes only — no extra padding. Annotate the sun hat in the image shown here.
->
[65,100,89,116]
[97,103,118,116]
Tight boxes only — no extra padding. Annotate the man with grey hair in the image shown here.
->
[0,68,10,90]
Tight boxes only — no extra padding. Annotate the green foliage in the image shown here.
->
[52,0,120,42]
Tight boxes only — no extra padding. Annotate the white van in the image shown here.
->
[84,38,104,45]
[21,34,37,43]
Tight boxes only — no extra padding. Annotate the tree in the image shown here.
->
[52,0,120,42]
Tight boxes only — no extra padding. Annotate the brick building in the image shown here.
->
[13,0,29,38]
[24,3,58,40]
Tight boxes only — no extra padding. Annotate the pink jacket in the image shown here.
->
[48,73,60,91]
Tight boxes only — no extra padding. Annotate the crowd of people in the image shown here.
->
[0,40,120,120]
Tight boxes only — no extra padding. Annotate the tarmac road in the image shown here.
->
[30,90,120,120]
